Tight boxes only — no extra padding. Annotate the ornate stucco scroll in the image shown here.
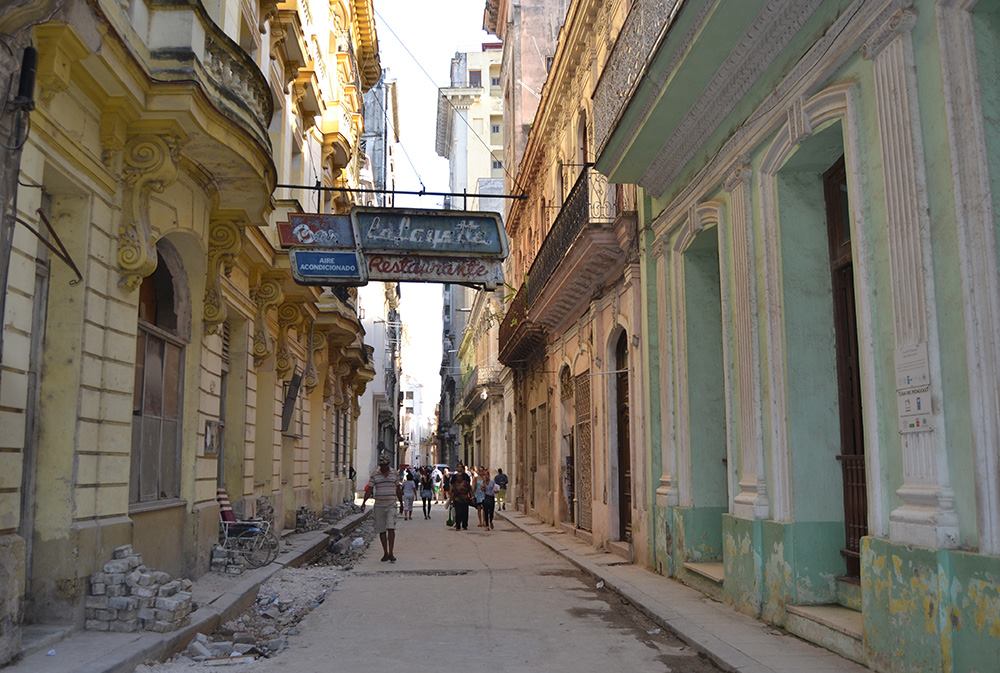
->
[204,219,243,333]
[118,134,183,290]
[275,302,303,380]
[250,276,283,367]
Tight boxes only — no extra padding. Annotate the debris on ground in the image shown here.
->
[311,517,375,570]
[135,514,375,672]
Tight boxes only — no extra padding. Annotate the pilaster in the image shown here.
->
[864,2,958,547]
[723,161,768,519]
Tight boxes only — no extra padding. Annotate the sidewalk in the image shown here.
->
[9,511,369,673]
[501,510,870,673]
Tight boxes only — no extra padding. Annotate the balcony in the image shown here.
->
[499,168,625,367]
[592,0,680,158]
[141,0,273,151]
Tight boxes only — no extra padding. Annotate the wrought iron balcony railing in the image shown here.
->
[499,167,616,363]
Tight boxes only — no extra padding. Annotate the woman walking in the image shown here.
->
[473,467,487,527]
[401,472,417,520]
[419,469,434,519]
[481,469,497,530]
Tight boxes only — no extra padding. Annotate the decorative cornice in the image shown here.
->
[640,0,824,197]
[117,132,185,291]
[203,218,244,333]
[722,158,752,193]
[861,1,917,60]
[33,23,91,106]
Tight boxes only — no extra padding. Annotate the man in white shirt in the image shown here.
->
[361,456,403,562]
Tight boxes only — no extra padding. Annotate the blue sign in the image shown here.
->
[352,207,508,258]
[289,249,367,285]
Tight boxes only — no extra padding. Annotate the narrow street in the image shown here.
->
[245,510,717,673]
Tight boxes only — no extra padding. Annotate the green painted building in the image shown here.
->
[592,0,1000,671]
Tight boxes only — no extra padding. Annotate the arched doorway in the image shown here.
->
[130,246,187,505]
[614,332,632,542]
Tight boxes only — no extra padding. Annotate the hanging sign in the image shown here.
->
[289,249,367,285]
[277,213,356,248]
[280,207,509,288]
[352,207,508,258]
[366,254,504,288]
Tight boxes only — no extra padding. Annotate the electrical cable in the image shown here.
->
[372,8,524,197]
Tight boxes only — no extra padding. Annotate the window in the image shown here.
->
[490,76,501,87]
[491,124,501,134]
[131,248,185,505]
[469,70,482,88]
[492,159,503,169]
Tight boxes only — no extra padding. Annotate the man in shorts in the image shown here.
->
[494,468,509,511]
[361,456,403,562]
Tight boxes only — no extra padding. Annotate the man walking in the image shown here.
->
[449,463,473,531]
[361,456,403,562]
[494,468,509,511]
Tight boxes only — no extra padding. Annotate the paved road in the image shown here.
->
[273,506,721,673]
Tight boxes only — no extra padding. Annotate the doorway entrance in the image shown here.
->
[614,332,632,542]
[824,156,867,578]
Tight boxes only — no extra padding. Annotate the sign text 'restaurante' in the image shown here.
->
[353,208,506,257]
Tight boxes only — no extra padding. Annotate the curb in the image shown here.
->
[28,511,372,673]
[499,511,745,673]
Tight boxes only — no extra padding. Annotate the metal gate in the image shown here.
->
[575,371,593,532]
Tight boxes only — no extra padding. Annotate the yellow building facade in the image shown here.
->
[0,0,378,660]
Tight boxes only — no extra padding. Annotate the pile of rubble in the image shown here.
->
[86,545,193,633]
[294,506,322,533]
[312,516,375,570]
[210,544,245,575]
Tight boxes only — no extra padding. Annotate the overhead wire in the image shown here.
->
[372,7,524,198]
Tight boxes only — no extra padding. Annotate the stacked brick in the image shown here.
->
[210,545,245,575]
[86,545,194,633]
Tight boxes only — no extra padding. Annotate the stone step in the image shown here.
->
[607,540,632,562]
[785,604,864,665]
[836,577,862,611]
[682,561,725,584]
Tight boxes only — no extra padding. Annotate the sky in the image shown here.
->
[373,0,492,414]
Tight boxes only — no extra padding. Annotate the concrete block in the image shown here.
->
[133,586,158,598]
[85,619,110,631]
[90,572,108,584]
[93,608,117,621]
[137,573,156,587]
[126,555,142,569]
[109,618,140,633]
[112,544,134,559]
[158,580,180,596]
[90,582,106,595]
[84,595,108,609]
[138,607,157,621]
[117,608,138,621]
[104,560,133,576]
[106,584,127,597]
[154,595,189,611]
[108,596,138,610]
[152,571,172,584]
[155,608,183,621]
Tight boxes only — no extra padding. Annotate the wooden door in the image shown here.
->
[824,156,867,578]
[575,371,593,531]
[616,333,632,542]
